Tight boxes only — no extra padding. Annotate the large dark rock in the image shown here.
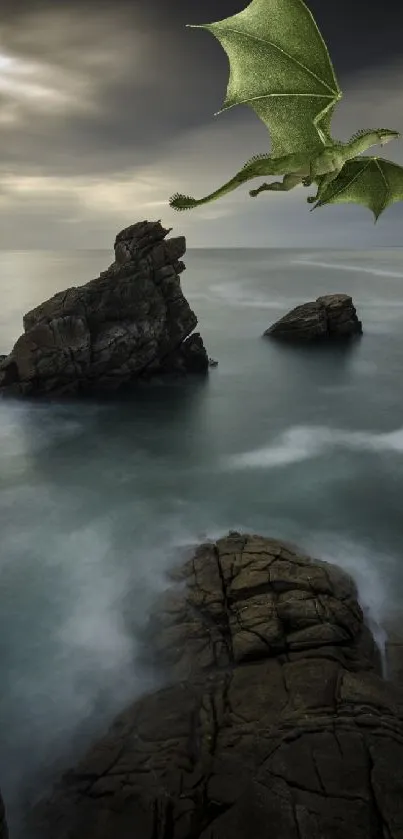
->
[265,293,363,342]
[0,221,210,397]
[28,532,403,839]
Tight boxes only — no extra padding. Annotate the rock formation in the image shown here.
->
[0,221,211,397]
[265,293,363,341]
[28,532,403,839]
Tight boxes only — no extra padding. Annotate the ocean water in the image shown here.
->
[1,247,403,832]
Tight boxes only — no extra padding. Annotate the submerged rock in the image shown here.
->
[28,532,403,839]
[0,221,210,397]
[265,293,363,341]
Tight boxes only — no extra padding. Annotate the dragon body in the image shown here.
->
[169,0,402,221]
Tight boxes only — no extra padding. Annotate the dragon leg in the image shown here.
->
[250,174,303,197]
[307,170,340,205]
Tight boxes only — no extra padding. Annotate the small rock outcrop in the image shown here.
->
[265,293,362,341]
[0,221,210,397]
[28,532,403,839]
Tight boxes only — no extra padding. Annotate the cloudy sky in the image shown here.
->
[0,0,403,248]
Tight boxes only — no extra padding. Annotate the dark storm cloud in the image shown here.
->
[0,0,401,178]
[0,2,189,176]
[4,0,399,66]
[0,1,262,179]
[3,0,400,61]
[0,0,402,247]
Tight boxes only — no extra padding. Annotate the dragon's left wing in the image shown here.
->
[187,0,342,157]
[311,157,403,221]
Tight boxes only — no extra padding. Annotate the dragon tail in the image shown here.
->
[169,154,286,211]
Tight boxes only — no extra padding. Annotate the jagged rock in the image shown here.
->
[0,221,210,397]
[28,533,403,839]
[265,293,363,341]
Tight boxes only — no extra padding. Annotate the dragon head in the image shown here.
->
[350,128,400,148]
[376,128,401,146]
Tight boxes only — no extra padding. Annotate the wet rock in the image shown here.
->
[28,533,403,839]
[0,221,210,397]
[265,293,363,341]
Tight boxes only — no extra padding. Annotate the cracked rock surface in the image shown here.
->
[28,532,403,838]
[0,220,209,397]
[265,293,363,341]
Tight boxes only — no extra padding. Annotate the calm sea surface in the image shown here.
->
[1,247,403,832]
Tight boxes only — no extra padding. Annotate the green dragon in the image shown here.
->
[169,0,402,221]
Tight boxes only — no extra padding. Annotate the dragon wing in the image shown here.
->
[312,157,403,221]
[189,0,342,157]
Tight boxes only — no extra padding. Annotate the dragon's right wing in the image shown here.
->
[311,156,403,221]
[188,0,342,157]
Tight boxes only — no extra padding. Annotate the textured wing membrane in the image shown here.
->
[316,157,403,220]
[192,0,342,156]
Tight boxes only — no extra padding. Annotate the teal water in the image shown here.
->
[1,247,403,832]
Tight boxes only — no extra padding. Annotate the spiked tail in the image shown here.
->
[168,154,295,211]
[169,193,199,211]
[168,168,259,211]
